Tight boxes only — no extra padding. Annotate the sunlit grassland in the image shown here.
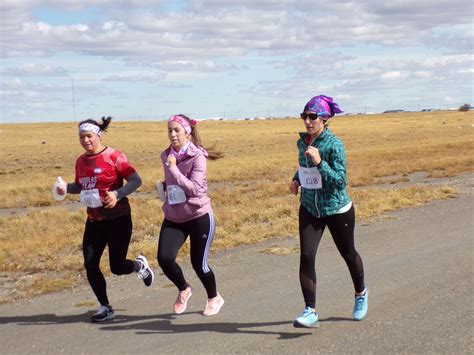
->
[0,111,472,302]
[1,111,472,207]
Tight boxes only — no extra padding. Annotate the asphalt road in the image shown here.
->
[0,189,472,354]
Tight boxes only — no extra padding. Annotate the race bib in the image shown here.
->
[167,185,187,205]
[298,167,322,189]
[80,189,103,208]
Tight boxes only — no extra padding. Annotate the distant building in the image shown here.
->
[383,109,405,113]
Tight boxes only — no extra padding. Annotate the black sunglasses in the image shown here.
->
[300,112,319,121]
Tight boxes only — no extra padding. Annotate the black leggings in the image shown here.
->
[157,212,217,298]
[299,205,365,309]
[82,214,135,306]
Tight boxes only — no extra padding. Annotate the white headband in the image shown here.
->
[79,123,102,136]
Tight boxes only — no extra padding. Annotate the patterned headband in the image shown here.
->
[169,115,197,135]
[79,123,102,136]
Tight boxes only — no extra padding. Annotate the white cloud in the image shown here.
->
[3,0,470,61]
[102,71,167,83]
[1,63,70,76]
[0,0,472,122]
[150,60,238,73]
[420,54,473,68]
[380,71,403,81]
[414,71,432,79]
[102,21,126,31]
[274,52,355,78]
[27,102,44,108]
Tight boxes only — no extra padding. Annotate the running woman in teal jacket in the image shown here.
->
[289,95,368,328]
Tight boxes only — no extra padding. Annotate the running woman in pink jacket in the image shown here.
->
[157,114,224,316]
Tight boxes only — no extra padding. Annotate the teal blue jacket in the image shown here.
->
[292,128,351,218]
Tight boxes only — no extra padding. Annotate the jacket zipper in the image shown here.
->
[304,153,320,218]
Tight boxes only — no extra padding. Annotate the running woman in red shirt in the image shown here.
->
[55,116,154,322]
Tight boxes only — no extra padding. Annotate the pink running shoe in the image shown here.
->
[203,293,224,316]
[174,286,192,314]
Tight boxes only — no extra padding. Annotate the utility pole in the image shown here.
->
[71,77,76,122]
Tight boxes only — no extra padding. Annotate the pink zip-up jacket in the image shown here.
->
[160,142,212,223]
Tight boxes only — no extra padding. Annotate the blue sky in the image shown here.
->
[1,0,472,123]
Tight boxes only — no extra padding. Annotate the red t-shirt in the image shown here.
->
[75,147,136,221]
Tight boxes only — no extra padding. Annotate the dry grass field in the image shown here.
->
[0,111,473,303]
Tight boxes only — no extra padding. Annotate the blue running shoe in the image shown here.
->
[353,288,369,321]
[90,305,115,323]
[293,307,319,328]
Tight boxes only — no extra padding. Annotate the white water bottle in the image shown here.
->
[51,176,67,201]
[156,180,165,202]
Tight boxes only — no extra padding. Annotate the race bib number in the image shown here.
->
[80,189,103,208]
[167,185,187,205]
[298,167,322,189]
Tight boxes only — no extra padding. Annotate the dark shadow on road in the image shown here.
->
[0,311,174,325]
[0,311,312,340]
[0,312,94,325]
[319,316,353,323]
[101,317,311,340]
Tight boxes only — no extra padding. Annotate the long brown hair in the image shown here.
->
[176,114,223,160]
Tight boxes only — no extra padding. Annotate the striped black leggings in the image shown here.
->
[299,205,365,309]
[158,212,217,298]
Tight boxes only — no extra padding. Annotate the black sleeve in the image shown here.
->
[67,182,81,194]
[115,171,142,200]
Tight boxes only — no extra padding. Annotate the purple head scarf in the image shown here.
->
[303,95,344,119]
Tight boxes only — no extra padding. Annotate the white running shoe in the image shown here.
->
[203,293,224,316]
[136,255,154,287]
[174,286,192,314]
